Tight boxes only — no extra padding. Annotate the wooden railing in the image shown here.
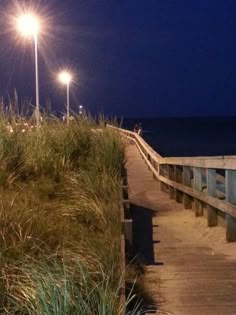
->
[109,125,236,242]
[119,171,133,312]
[119,181,126,312]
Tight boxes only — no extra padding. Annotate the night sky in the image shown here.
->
[0,0,236,117]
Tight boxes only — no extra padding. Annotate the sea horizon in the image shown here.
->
[121,116,236,157]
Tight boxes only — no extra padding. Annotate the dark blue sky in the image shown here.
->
[0,0,236,117]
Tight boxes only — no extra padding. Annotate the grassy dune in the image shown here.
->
[0,116,125,314]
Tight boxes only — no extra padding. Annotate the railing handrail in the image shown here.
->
[108,124,236,170]
[109,124,236,242]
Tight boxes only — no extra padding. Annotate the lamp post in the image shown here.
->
[58,71,72,124]
[79,105,83,115]
[17,14,40,126]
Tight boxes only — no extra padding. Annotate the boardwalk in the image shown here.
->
[126,142,236,315]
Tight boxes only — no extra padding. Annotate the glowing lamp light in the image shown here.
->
[17,14,39,37]
[16,12,41,126]
[59,71,72,85]
[58,70,73,124]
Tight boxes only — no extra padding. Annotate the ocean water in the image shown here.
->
[121,117,236,157]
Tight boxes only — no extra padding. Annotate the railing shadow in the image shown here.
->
[125,203,160,313]
[130,203,163,266]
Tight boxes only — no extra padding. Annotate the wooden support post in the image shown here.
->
[159,164,163,177]
[124,219,133,245]
[119,234,126,308]
[183,166,192,209]
[120,187,126,309]
[153,161,158,179]
[175,165,183,203]
[156,161,159,175]
[226,216,236,242]
[146,154,151,170]
[207,169,218,227]
[160,165,167,192]
[168,165,175,199]
[225,170,236,241]
[122,185,128,200]
[193,167,203,216]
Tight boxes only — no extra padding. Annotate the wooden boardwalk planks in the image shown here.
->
[125,143,236,315]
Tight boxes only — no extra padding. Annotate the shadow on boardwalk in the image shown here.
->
[125,204,159,314]
[130,203,162,266]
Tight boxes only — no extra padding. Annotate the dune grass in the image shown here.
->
[0,115,129,314]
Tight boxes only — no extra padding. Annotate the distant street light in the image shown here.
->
[79,105,83,115]
[58,71,72,124]
[17,13,41,126]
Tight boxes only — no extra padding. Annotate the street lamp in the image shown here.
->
[58,71,72,124]
[17,13,40,126]
[79,105,83,115]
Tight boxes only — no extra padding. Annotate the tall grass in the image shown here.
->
[0,115,128,314]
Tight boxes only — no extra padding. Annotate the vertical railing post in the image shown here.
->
[119,180,126,309]
[156,160,160,176]
[147,154,151,170]
[183,166,192,209]
[193,167,203,216]
[168,165,175,199]
[153,161,159,179]
[225,170,236,241]
[160,164,168,192]
[207,169,218,227]
[175,165,183,203]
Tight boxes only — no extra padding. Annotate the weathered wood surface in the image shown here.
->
[109,125,236,236]
[125,143,236,315]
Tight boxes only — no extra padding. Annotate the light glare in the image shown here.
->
[59,71,72,85]
[17,14,39,37]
